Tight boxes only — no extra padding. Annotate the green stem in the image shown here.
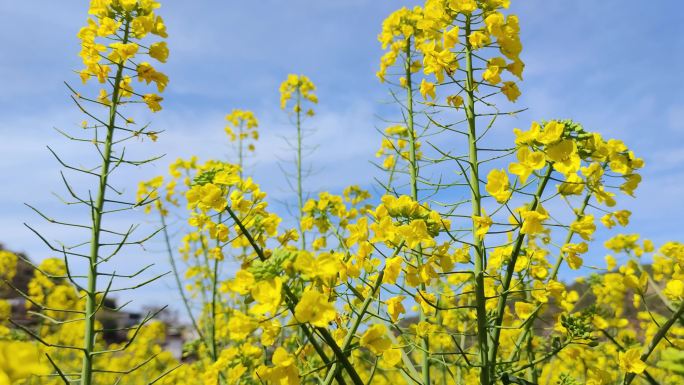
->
[506,170,600,367]
[210,256,219,362]
[296,87,305,250]
[404,38,430,385]
[405,47,419,204]
[159,212,205,346]
[549,192,592,280]
[623,301,684,385]
[600,330,661,385]
[487,166,552,380]
[209,211,225,385]
[321,243,405,385]
[464,15,490,385]
[79,18,130,385]
[225,207,360,385]
[522,280,539,384]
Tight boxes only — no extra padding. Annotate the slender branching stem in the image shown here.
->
[464,14,490,385]
[321,242,405,385]
[224,206,361,385]
[487,166,552,379]
[159,212,205,345]
[623,301,684,385]
[296,87,306,250]
[404,38,431,385]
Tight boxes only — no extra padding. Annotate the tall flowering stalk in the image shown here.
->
[279,74,318,250]
[17,1,171,384]
[75,3,170,381]
[225,109,259,178]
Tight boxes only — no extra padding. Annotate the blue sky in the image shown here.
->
[1,0,682,312]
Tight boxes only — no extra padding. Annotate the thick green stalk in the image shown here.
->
[80,19,129,385]
[463,15,490,385]
[404,39,431,385]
